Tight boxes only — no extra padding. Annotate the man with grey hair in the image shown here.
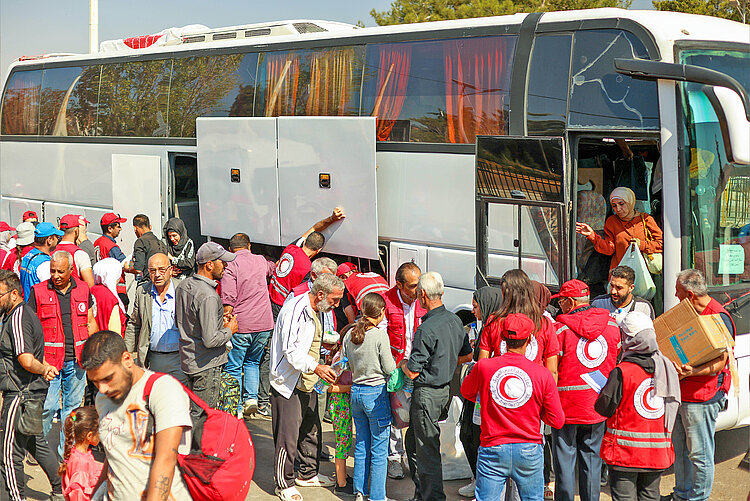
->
[400,271,473,501]
[26,249,97,458]
[270,273,344,498]
[671,268,734,501]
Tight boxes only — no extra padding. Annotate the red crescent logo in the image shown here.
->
[497,375,518,400]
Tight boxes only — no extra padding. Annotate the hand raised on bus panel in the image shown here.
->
[576,222,594,237]
[330,207,346,222]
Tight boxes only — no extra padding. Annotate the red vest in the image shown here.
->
[600,362,674,469]
[269,244,311,306]
[680,298,736,402]
[556,308,620,424]
[94,235,127,294]
[54,241,84,280]
[90,284,126,337]
[344,272,389,311]
[32,279,91,370]
[291,281,337,332]
[0,248,17,270]
[384,286,426,363]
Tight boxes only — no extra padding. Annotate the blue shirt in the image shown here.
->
[150,282,180,352]
[103,235,127,262]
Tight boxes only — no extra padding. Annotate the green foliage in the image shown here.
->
[653,0,746,22]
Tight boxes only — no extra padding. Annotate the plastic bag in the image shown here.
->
[390,389,411,429]
[439,395,473,480]
[617,242,656,300]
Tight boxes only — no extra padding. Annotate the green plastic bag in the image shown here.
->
[387,367,405,392]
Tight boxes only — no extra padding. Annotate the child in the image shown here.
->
[327,325,354,495]
[58,406,103,501]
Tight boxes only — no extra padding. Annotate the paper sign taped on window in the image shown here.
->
[718,244,745,275]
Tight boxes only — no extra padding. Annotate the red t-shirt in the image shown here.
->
[461,352,565,447]
[479,316,560,365]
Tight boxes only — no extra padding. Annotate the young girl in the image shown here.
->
[58,406,103,501]
[327,325,354,495]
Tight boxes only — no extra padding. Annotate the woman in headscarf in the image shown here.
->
[458,286,503,498]
[595,311,680,501]
[163,217,195,278]
[91,258,127,336]
[576,187,663,270]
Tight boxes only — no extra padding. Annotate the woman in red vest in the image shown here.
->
[90,258,127,336]
[595,312,681,501]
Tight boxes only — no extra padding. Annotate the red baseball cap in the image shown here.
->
[0,222,16,232]
[59,214,90,229]
[337,262,357,277]
[100,213,127,226]
[501,313,535,340]
[551,279,590,299]
[22,210,38,221]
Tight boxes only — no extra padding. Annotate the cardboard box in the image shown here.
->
[653,299,734,367]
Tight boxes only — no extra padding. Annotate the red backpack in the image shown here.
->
[143,373,255,501]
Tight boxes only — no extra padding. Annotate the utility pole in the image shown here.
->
[89,0,99,53]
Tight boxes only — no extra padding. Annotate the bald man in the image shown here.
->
[124,253,187,385]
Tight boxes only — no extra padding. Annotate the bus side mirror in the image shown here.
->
[703,85,750,165]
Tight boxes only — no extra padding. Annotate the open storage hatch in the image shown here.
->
[196,117,378,259]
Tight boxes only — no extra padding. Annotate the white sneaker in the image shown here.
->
[295,474,335,488]
[242,398,258,418]
[458,478,476,498]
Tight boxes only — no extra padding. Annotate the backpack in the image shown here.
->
[143,373,255,501]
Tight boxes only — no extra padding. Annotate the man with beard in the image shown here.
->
[270,273,344,499]
[592,266,654,325]
[175,242,238,419]
[81,330,192,501]
[0,270,62,501]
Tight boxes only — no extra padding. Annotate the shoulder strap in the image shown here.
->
[142,372,211,414]
[641,213,653,242]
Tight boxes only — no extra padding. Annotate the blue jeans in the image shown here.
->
[551,421,606,501]
[42,360,86,457]
[476,443,543,501]
[226,330,271,411]
[672,391,726,501]
[351,384,391,501]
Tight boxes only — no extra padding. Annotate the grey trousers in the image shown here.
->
[186,365,223,424]
[147,351,188,386]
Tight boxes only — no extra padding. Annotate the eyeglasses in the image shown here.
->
[148,266,172,275]
[0,289,14,298]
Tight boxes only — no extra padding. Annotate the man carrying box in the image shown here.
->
[670,269,735,501]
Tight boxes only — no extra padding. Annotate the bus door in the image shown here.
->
[168,153,205,247]
[475,136,568,290]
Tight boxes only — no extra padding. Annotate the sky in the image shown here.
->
[0,0,653,77]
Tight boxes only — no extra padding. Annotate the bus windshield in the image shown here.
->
[678,47,750,288]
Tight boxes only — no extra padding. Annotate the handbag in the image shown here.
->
[0,356,43,436]
[641,213,663,275]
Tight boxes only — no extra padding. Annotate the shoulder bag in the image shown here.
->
[641,213,663,275]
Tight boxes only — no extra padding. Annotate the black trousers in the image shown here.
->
[459,398,481,478]
[0,392,62,501]
[608,467,662,501]
[271,387,321,490]
[406,384,450,501]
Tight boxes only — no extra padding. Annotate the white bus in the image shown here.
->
[1,9,748,429]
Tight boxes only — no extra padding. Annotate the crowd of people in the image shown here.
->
[0,199,736,501]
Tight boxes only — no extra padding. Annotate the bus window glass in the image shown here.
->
[1,70,42,135]
[65,66,100,136]
[527,34,571,136]
[679,49,750,288]
[169,53,258,137]
[569,30,659,130]
[97,59,172,137]
[39,67,83,136]
[255,46,364,118]
[362,36,515,143]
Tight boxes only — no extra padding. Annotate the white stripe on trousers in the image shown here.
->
[3,394,23,501]
[276,447,288,489]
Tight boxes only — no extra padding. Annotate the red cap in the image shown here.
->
[0,222,16,232]
[100,213,127,226]
[22,210,38,221]
[59,214,90,229]
[337,262,357,277]
[501,313,535,340]
[551,279,590,299]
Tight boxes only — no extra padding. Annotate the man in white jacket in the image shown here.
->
[270,273,344,500]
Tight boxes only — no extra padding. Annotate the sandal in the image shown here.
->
[295,474,335,487]
[276,486,303,501]
[544,482,554,500]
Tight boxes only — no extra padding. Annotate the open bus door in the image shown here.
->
[475,136,569,291]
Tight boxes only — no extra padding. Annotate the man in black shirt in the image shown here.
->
[401,271,473,501]
[0,270,62,501]
[131,213,168,283]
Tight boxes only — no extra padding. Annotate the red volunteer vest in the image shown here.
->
[32,279,91,370]
[54,241,84,280]
[556,311,620,424]
[0,248,17,270]
[384,286,426,363]
[269,244,311,306]
[680,298,736,402]
[90,284,126,337]
[291,282,337,332]
[600,362,674,469]
[344,272,390,311]
[94,235,127,294]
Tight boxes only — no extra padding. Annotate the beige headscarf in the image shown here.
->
[609,187,637,221]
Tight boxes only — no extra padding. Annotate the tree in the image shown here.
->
[653,0,747,22]
[370,0,631,25]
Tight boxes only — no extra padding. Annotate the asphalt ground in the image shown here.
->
[21,414,750,501]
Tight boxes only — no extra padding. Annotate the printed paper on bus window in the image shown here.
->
[718,244,745,275]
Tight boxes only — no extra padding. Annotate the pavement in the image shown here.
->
[22,416,750,501]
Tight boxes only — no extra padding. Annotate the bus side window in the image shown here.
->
[527,34,572,136]
[1,69,42,135]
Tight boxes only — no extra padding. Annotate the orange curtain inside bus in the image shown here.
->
[370,45,411,141]
[1,72,41,135]
[443,37,512,143]
[306,47,357,116]
[263,53,301,116]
